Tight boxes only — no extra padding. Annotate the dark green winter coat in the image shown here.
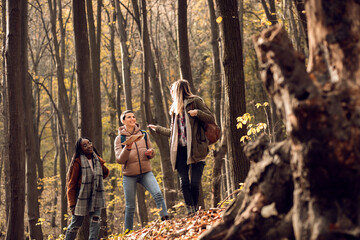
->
[155,96,215,170]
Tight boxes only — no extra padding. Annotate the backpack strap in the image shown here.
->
[140,130,148,149]
[121,130,148,149]
[120,135,126,148]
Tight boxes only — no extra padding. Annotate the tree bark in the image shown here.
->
[24,3,43,237]
[73,0,94,140]
[137,0,177,210]
[108,0,122,126]
[177,0,195,92]
[73,0,94,238]
[48,0,76,161]
[201,1,360,238]
[25,69,44,240]
[5,0,26,239]
[207,0,227,207]
[50,82,59,228]
[86,0,103,155]
[293,0,308,49]
[55,0,69,230]
[2,0,10,224]
[207,0,221,125]
[215,0,249,187]
[105,3,119,231]
[115,0,133,110]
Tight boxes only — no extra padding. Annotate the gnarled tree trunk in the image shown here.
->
[200,1,360,239]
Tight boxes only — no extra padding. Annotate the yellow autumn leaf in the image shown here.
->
[265,21,272,26]
[216,16,223,23]
[247,129,252,136]
[240,135,249,143]
[255,103,262,108]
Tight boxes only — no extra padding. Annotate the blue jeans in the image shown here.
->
[64,209,101,240]
[123,171,168,232]
[176,146,205,211]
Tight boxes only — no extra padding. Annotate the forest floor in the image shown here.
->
[106,207,225,240]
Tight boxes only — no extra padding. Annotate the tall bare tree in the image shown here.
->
[177,0,195,92]
[216,0,249,188]
[86,0,103,155]
[133,0,177,210]
[73,0,94,140]
[44,0,75,230]
[72,0,94,238]
[46,0,76,161]
[207,0,227,207]
[5,0,27,239]
[115,0,133,110]
[85,1,107,236]
[1,0,10,226]
[24,39,44,240]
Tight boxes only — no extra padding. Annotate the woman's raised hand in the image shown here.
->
[188,109,198,116]
[148,124,156,131]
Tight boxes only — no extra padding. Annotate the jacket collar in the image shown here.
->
[118,123,141,136]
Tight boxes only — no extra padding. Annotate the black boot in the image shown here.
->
[186,205,196,215]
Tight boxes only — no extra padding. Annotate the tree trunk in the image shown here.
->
[24,4,43,235]
[24,67,44,240]
[260,0,278,25]
[215,0,249,187]
[58,123,68,230]
[177,0,195,92]
[5,0,26,239]
[104,65,117,232]
[73,0,94,238]
[293,0,308,49]
[2,0,10,224]
[109,0,122,126]
[73,0,95,140]
[115,0,133,110]
[86,1,107,237]
[86,0,103,155]
[50,89,59,227]
[207,0,227,207]
[212,138,227,207]
[201,1,360,239]
[207,0,221,125]
[137,0,177,210]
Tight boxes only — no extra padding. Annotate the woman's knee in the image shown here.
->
[152,191,164,201]
[125,206,136,213]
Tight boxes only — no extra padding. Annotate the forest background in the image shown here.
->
[0,0,307,238]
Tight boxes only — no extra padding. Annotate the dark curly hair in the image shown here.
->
[66,137,100,183]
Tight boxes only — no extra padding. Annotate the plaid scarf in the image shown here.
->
[74,152,105,216]
[177,113,187,146]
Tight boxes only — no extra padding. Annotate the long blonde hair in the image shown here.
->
[169,79,195,115]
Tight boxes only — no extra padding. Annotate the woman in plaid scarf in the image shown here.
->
[65,137,109,240]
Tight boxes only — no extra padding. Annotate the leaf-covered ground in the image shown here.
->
[107,208,225,240]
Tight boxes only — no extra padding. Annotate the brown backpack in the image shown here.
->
[205,122,221,145]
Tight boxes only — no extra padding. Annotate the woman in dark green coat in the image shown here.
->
[148,79,215,214]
